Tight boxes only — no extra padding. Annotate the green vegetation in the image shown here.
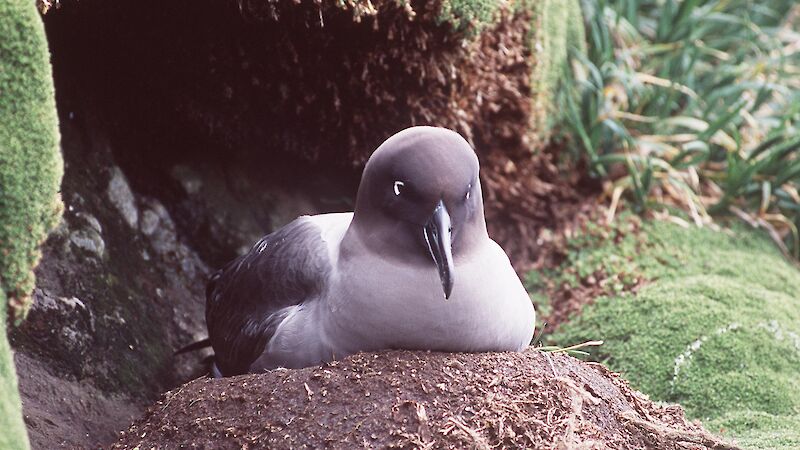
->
[1,0,63,448]
[437,0,502,33]
[560,0,800,255]
[337,0,504,34]
[552,219,800,448]
[707,411,800,450]
[1,0,63,322]
[1,289,29,450]
[553,3,800,443]
[531,0,586,133]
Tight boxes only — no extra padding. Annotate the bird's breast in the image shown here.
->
[324,240,536,355]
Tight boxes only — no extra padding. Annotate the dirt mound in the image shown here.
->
[114,350,734,449]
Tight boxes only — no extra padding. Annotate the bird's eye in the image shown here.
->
[393,181,405,196]
[465,183,472,200]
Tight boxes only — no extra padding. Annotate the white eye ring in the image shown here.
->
[393,181,405,196]
[465,183,472,200]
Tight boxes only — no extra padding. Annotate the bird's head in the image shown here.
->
[352,126,487,299]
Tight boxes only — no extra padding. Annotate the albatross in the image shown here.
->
[203,126,536,376]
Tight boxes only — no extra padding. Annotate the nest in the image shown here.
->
[114,349,737,449]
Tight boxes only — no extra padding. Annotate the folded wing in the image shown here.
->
[205,217,332,375]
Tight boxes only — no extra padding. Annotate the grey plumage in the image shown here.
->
[206,219,332,375]
[205,126,536,376]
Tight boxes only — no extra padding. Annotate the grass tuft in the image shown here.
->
[560,0,800,256]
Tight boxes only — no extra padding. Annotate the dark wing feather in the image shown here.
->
[206,217,332,375]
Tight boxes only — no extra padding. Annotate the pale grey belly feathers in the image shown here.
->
[245,214,536,372]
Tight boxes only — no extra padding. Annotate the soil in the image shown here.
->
[14,352,141,449]
[114,349,735,450]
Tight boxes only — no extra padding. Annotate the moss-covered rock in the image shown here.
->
[1,290,29,450]
[552,220,800,448]
[1,1,63,448]
[0,0,63,321]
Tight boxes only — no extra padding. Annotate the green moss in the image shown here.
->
[558,216,654,290]
[0,0,63,322]
[706,411,800,449]
[1,0,62,447]
[552,220,800,448]
[436,0,503,34]
[0,291,29,450]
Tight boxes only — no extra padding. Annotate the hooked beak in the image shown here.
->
[424,200,454,299]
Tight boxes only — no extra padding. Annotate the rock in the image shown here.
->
[107,166,138,229]
[76,211,103,234]
[139,209,160,236]
[68,228,105,258]
[139,197,209,278]
[177,244,200,279]
[67,211,106,258]
[139,198,178,256]
[23,289,96,357]
[170,165,203,195]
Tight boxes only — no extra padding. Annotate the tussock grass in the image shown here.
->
[561,0,800,256]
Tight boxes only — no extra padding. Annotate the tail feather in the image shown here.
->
[174,338,212,355]
[211,362,223,378]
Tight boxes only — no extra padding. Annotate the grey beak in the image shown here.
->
[424,200,454,299]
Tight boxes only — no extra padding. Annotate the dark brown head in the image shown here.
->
[351,126,487,298]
